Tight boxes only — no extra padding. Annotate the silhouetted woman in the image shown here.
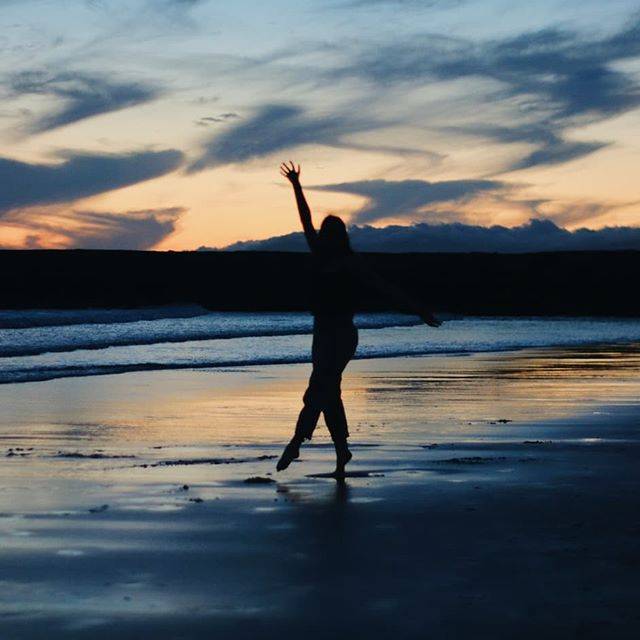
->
[277,162,441,477]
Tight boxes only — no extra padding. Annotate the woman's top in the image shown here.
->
[310,254,356,324]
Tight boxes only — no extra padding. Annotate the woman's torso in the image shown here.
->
[311,254,355,326]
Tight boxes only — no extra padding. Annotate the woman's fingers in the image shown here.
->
[280,166,292,179]
[280,161,300,178]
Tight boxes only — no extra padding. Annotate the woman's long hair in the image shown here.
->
[317,215,352,257]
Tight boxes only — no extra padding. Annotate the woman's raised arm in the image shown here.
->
[280,162,318,252]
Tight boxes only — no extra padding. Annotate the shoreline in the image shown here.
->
[4,323,640,385]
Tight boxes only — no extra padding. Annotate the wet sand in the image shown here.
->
[1,346,640,639]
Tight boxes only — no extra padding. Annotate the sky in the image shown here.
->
[0,0,639,250]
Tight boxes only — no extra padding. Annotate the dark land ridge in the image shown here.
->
[1,249,639,316]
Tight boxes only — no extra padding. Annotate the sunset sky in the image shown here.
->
[1,0,639,250]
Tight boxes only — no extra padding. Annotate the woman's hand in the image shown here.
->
[280,161,301,185]
[420,310,442,328]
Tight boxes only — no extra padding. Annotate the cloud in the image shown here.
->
[543,201,621,227]
[0,148,183,214]
[187,103,380,172]
[337,0,466,8]
[194,112,240,127]
[212,219,640,253]
[59,207,184,249]
[85,0,206,30]
[449,124,608,170]
[513,138,607,171]
[329,13,640,170]
[6,207,185,250]
[9,71,159,133]
[149,0,206,9]
[311,178,508,223]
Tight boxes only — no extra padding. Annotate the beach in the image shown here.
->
[3,0,640,637]
[2,345,640,639]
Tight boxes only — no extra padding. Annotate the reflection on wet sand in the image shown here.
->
[1,345,640,638]
[3,345,640,451]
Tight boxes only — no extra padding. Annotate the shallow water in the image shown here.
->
[2,307,640,383]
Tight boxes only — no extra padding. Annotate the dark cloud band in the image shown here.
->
[7,207,185,250]
[0,149,183,214]
[187,103,381,172]
[311,178,507,223]
[10,71,159,134]
[56,207,185,250]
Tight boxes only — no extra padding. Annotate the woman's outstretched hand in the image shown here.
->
[280,161,301,185]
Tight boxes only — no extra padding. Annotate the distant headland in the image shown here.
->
[1,249,639,317]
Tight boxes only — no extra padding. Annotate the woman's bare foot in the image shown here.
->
[276,438,302,472]
[334,447,352,478]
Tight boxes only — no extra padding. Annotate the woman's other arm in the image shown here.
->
[350,256,442,327]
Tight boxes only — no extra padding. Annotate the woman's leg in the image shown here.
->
[324,395,352,477]
[294,371,325,441]
[277,370,328,471]
[323,326,358,476]
[323,386,348,439]
[277,331,326,472]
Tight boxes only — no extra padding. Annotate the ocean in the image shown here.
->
[1,306,640,384]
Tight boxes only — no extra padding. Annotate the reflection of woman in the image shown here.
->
[277,162,441,477]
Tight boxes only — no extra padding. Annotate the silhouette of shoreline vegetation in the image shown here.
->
[1,249,639,316]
